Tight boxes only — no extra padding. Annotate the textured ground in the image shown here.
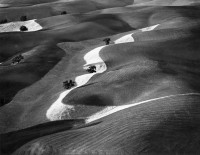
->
[0,0,200,154]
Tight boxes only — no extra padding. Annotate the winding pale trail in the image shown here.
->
[46,46,107,121]
[114,33,135,44]
[85,93,200,123]
[46,24,160,122]
[140,24,160,32]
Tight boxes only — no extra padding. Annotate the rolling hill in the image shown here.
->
[0,0,200,154]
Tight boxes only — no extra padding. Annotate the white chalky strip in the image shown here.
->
[85,93,200,123]
[46,46,107,121]
[46,24,160,121]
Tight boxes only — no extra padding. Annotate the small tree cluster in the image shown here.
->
[63,80,75,89]
[12,54,24,64]
[103,38,111,45]
[61,11,67,15]
[86,66,96,73]
[20,25,28,31]
[0,19,8,24]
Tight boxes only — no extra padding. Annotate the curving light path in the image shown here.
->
[85,93,200,123]
[46,24,160,121]
[140,24,159,32]
[114,24,159,44]
[46,46,107,121]
[114,33,135,44]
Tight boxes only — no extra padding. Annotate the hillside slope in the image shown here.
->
[0,0,200,155]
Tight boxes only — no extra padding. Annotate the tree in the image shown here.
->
[0,19,8,24]
[103,38,111,45]
[61,11,67,15]
[63,80,75,89]
[20,15,27,21]
[86,66,96,73]
[20,25,28,31]
[12,54,24,64]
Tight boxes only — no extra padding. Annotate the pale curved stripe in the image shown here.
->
[84,46,106,66]
[113,24,159,45]
[46,46,107,121]
[114,33,134,44]
[46,89,76,121]
[85,93,200,124]
[140,24,160,32]
[46,24,161,121]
